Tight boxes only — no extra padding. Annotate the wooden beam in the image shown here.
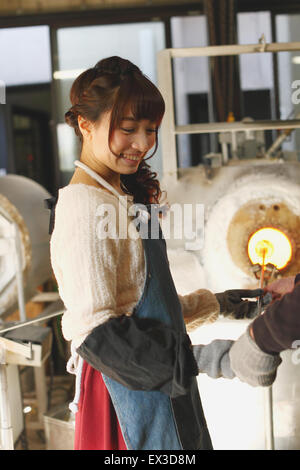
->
[0,2,203,28]
[175,119,300,135]
[0,337,32,359]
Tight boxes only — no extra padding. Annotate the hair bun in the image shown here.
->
[94,56,140,78]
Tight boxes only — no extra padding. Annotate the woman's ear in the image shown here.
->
[78,116,93,140]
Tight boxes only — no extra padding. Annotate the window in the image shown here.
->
[236,12,275,151]
[276,14,300,160]
[54,22,165,184]
[171,16,210,167]
[0,26,51,86]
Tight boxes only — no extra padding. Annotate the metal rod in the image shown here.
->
[12,223,26,322]
[264,387,275,450]
[258,251,275,451]
[0,299,64,335]
[0,361,14,450]
[169,41,300,59]
[260,248,266,290]
[175,119,300,135]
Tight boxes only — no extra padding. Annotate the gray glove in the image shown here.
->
[215,289,271,319]
[229,326,282,387]
[192,339,235,380]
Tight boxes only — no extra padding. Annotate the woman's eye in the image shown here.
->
[121,128,134,133]
[120,127,156,134]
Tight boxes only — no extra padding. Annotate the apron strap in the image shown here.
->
[44,195,58,235]
[74,160,128,200]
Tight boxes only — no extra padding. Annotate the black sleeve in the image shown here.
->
[252,282,300,354]
[77,315,198,398]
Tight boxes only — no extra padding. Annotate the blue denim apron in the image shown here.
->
[47,161,213,450]
[101,203,212,450]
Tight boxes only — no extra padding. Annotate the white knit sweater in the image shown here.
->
[50,184,219,349]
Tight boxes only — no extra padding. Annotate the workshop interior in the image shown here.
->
[0,0,300,450]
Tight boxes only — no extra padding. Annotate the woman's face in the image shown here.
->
[81,104,158,176]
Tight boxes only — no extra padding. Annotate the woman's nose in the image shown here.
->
[131,132,151,152]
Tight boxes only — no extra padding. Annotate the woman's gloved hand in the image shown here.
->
[215,289,271,319]
[192,340,235,379]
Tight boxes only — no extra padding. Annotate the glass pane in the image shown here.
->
[0,26,51,86]
[54,22,165,184]
[276,14,300,160]
[237,12,273,92]
[237,11,275,152]
[13,115,31,130]
[170,16,210,167]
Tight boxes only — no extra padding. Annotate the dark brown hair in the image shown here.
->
[65,56,165,205]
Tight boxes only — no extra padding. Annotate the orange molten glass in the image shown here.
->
[248,227,292,269]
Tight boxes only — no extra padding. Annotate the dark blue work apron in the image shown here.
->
[101,204,212,450]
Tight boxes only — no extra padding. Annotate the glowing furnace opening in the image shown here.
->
[247,227,292,270]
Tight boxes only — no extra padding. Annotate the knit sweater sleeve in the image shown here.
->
[178,289,220,332]
[50,185,120,347]
[252,276,300,354]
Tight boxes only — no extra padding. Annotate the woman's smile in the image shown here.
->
[119,153,143,165]
[120,154,141,161]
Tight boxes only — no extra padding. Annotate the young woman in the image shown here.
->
[49,56,263,450]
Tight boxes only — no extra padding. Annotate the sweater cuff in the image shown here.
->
[180,289,220,333]
[229,326,282,387]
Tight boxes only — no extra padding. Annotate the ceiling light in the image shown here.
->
[53,69,85,80]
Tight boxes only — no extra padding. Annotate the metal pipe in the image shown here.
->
[264,387,275,450]
[258,252,275,451]
[265,129,293,159]
[265,112,300,159]
[0,349,14,450]
[12,222,26,322]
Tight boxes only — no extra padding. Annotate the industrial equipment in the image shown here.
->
[158,39,300,450]
[0,174,64,449]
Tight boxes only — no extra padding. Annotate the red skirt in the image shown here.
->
[74,361,127,450]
